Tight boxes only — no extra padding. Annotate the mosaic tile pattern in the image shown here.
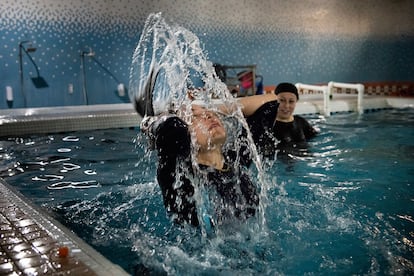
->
[0,103,140,136]
[0,183,95,275]
[295,82,414,97]
[0,0,413,108]
[0,179,129,275]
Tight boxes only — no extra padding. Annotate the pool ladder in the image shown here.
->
[295,81,365,116]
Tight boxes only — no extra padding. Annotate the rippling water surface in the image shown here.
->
[1,108,413,275]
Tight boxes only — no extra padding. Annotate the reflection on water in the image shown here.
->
[0,109,413,274]
[2,9,414,273]
[32,174,64,181]
[47,180,100,190]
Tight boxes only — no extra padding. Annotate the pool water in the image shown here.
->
[1,108,413,275]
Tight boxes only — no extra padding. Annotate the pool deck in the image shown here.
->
[0,178,129,275]
[0,103,140,137]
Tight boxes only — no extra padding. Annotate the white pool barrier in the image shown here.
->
[328,81,365,115]
[296,82,365,116]
[295,83,329,116]
[1,84,413,136]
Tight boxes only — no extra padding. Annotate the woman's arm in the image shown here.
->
[302,117,319,140]
[154,116,191,157]
[238,93,278,116]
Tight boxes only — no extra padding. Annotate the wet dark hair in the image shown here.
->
[275,82,299,100]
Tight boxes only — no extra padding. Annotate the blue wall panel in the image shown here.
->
[0,0,413,109]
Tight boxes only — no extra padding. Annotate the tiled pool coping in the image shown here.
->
[0,178,129,275]
[0,103,140,137]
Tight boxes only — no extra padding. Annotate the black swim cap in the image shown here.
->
[275,82,299,100]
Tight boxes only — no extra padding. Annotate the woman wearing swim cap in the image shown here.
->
[239,82,318,158]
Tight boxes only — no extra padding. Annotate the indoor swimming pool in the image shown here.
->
[1,108,413,275]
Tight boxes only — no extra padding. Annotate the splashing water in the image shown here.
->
[3,110,414,274]
[128,12,273,273]
[129,12,236,116]
[129,11,268,226]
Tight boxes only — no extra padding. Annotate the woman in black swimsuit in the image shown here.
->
[141,104,259,229]
[239,82,318,158]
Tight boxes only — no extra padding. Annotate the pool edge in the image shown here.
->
[1,97,413,137]
[0,177,131,276]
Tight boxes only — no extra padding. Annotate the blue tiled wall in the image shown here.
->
[1,0,413,109]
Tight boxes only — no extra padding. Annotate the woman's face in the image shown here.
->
[189,104,226,150]
[277,92,297,120]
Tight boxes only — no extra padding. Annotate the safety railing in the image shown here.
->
[328,82,365,115]
[295,83,329,116]
[296,82,365,116]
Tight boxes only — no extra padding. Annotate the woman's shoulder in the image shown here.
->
[247,99,279,121]
[258,99,279,112]
[239,93,278,117]
[293,114,305,120]
[293,114,311,123]
[152,115,191,155]
[293,115,319,137]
